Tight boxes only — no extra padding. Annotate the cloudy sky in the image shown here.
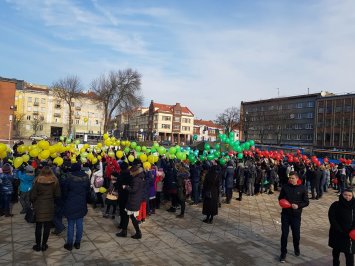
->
[1,0,355,120]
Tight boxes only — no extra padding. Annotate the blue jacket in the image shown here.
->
[0,173,15,194]
[62,171,90,219]
[17,171,35,192]
[224,166,235,188]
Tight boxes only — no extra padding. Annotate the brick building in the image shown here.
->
[0,78,18,142]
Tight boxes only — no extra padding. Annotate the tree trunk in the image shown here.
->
[68,105,72,135]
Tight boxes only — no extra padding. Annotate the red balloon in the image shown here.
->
[330,163,335,168]
[279,150,284,155]
[279,199,292,209]
[302,155,308,161]
[288,157,294,163]
[294,157,300,163]
[347,159,352,165]
[323,158,329,163]
[315,161,321,167]
[349,229,355,240]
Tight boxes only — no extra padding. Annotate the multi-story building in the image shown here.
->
[193,119,224,142]
[315,93,355,150]
[117,100,194,144]
[240,93,324,147]
[15,83,105,139]
[0,78,19,141]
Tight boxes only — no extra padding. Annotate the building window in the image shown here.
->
[161,124,170,129]
[34,98,39,103]
[307,113,313,118]
[174,117,180,122]
[335,106,343,112]
[182,126,190,131]
[174,110,181,115]
[305,124,313,129]
[296,113,302,119]
[296,103,303,108]
[182,118,191,123]
[173,125,180,130]
[286,134,291,140]
[26,115,31,120]
[41,98,46,104]
[96,120,99,125]
[75,119,79,124]
[39,125,43,131]
[295,134,301,140]
[306,135,313,140]
[154,115,158,121]
[41,107,45,112]
[307,101,314,108]
[27,106,32,111]
[162,116,171,121]
[154,123,157,129]
[28,97,32,102]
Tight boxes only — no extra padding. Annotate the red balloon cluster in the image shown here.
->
[279,199,292,209]
[339,158,352,165]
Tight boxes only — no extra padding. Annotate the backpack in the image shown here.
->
[184,179,192,196]
[93,170,104,188]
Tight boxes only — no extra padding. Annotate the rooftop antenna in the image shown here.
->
[307,88,309,94]
[277,88,279,97]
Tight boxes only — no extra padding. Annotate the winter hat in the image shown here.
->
[2,163,12,174]
[25,165,35,176]
[71,162,82,172]
[132,159,141,167]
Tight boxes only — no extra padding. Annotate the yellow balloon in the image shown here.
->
[53,157,64,166]
[80,148,86,153]
[22,154,30,163]
[84,117,88,123]
[143,161,151,170]
[29,149,39,158]
[97,155,102,160]
[99,187,107,193]
[40,150,50,160]
[116,150,123,159]
[17,145,26,154]
[103,133,109,140]
[128,154,135,162]
[14,157,23,169]
[116,140,120,146]
[121,141,126,147]
[125,141,131,147]
[0,150,6,159]
[92,157,98,164]
[140,154,147,162]
[84,144,89,149]
[97,143,103,148]
[148,155,155,164]
[51,153,58,158]
[48,146,56,154]
[0,143,7,152]
[71,157,77,163]
[104,139,111,146]
[38,140,50,150]
[154,155,159,163]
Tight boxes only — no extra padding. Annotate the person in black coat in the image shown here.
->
[202,165,220,224]
[235,160,245,201]
[115,162,130,230]
[62,163,90,251]
[278,171,309,263]
[116,160,144,239]
[328,188,355,266]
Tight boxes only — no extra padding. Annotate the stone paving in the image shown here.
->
[0,188,344,265]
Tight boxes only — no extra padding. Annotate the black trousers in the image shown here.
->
[280,213,301,255]
[121,212,140,233]
[332,249,354,266]
[225,188,233,202]
[35,221,51,246]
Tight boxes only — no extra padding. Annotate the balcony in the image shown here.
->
[33,111,39,115]
[54,113,61,118]
[75,106,81,110]
[33,102,39,106]
[75,114,81,119]
[55,104,61,109]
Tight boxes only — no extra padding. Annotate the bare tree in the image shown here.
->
[91,69,143,132]
[32,116,44,135]
[51,76,83,135]
[215,107,240,135]
[13,112,25,137]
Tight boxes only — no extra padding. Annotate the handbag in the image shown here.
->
[106,192,118,201]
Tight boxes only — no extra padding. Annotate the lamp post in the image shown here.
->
[8,115,13,144]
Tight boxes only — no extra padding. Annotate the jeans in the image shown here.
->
[66,218,84,245]
[280,213,301,255]
[53,206,65,232]
[332,248,354,266]
[192,182,200,204]
[19,191,31,213]
[0,193,12,214]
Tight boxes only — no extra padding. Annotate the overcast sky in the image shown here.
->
[1,0,355,120]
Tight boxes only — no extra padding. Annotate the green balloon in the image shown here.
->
[181,152,187,161]
[59,136,64,141]
[207,154,214,161]
[124,147,130,154]
[188,154,195,162]
[130,142,137,149]
[153,142,159,148]
[135,146,141,152]
[199,155,206,161]
[214,151,221,158]
[142,146,147,152]
[169,147,176,154]
[176,151,183,160]
[66,138,71,144]
[204,143,211,151]
[193,134,198,140]
[237,153,243,159]
[249,140,255,146]
[158,147,165,155]
[219,158,226,165]
[151,147,156,153]
[215,143,220,150]
[146,148,151,153]
[75,139,80,145]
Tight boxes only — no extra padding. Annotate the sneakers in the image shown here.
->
[279,253,286,263]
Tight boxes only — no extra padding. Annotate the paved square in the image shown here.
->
[0,189,341,265]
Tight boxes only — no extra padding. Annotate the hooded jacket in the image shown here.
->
[329,195,355,253]
[278,182,309,216]
[125,166,144,212]
[30,174,61,222]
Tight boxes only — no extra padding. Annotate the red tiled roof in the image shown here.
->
[152,102,194,116]
[194,119,223,129]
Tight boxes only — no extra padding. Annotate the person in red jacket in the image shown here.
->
[278,171,309,263]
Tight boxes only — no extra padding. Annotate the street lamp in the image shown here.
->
[8,115,13,144]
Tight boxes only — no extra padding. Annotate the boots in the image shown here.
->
[64,243,73,251]
[116,229,127,237]
[32,244,41,252]
[131,231,142,239]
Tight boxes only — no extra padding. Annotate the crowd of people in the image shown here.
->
[1,140,355,265]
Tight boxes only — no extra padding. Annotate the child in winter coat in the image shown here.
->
[103,174,119,219]
[155,168,165,209]
[0,163,16,217]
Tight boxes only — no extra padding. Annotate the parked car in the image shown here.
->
[161,140,172,146]
[29,135,48,141]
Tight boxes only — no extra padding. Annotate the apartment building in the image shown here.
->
[193,119,224,142]
[117,100,194,144]
[0,78,18,141]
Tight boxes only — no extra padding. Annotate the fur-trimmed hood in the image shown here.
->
[130,166,144,177]
[35,175,58,184]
